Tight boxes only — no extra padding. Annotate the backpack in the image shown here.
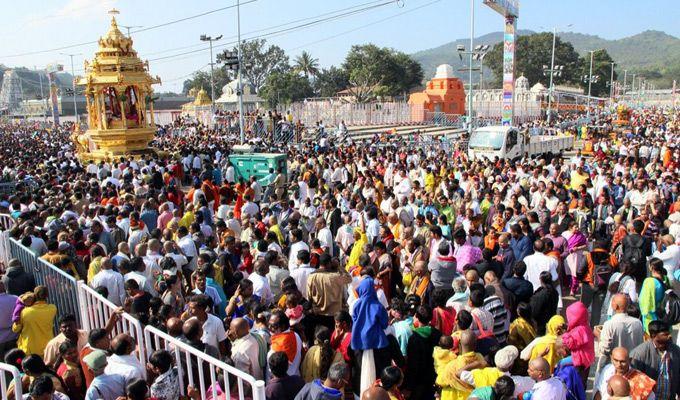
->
[623,235,645,266]
[590,250,613,290]
[658,288,680,326]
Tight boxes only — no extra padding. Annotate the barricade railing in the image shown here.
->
[143,325,266,400]
[8,238,82,331]
[77,281,147,374]
[0,362,21,400]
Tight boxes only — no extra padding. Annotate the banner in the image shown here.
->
[502,17,516,126]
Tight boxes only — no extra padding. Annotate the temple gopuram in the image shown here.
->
[74,9,161,161]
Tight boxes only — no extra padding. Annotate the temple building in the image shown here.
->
[408,64,466,121]
[74,9,161,161]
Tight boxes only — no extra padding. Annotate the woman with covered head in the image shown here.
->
[561,301,595,384]
[351,277,389,396]
[520,314,567,373]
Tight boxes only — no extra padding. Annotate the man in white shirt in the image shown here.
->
[187,294,228,357]
[241,194,259,218]
[177,227,198,269]
[314,217,334,257]
[248,261,274,306]
[528,357,567,400]
[290,250,315,298]
[90,258,126,306]
[228,318,264,380]
[652,234,680,281]
[523,239,559,292]
[105,333,145,382]
[288,229,310,271]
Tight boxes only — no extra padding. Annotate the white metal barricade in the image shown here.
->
[0,362,21,400]
[8,238,82,330]
[143,325,265,400]
[0,214,15,275]
[77,281,147,373]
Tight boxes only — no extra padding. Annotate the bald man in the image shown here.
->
[229,318,264,380]
[593,347,656,400]
[166,317,183,338]
[361,387,391,400]
[597,293,644,363]
[527,357,567,399]
[607,374,631,400]
[105,333,145,381]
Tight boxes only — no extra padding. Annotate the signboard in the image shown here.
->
[483,0,519,17]
[484,0,519,126]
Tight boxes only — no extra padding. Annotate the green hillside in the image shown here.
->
[412,30,680,88]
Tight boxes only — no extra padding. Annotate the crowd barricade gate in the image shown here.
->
[77,281,147,375]
[8,238,82,331]
[143,325,266,400]
[0,214,15,274]
[0,362,21,400]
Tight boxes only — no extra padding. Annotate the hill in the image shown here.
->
[412,30,680,87]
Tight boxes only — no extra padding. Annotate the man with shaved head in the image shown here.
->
[593,347,656,400]
[228,317,265,380]
[527,357,567,399]
[596,293,644,364]
[361,386,390,400]
[607,374,631,400]
[105,333,145,381]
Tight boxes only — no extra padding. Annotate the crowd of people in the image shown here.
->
[0,105,677,400]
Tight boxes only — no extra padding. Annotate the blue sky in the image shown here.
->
[1,0,677,93]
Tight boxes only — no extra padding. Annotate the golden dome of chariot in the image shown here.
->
[97,9,134,56]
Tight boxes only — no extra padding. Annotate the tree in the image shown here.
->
[313,67,349,98]
[294,51,319,78]
[343,44,424,101]
[259,71,314,108]
[238,39,289,93]
[182,66,232,98]
[485,32,583,88]
[579,49,618,97]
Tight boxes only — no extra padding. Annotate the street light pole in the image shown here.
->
[61,52,81,122]
[547,27,557,125]
[586,50,595,120]
[622,70,627,100]
[200,35,223,115]
[36,66,47,121]
[468,0,474,135]
[609,62,615,103]
[237,0,245,144]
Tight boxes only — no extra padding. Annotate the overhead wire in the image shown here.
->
[142,0,387,57]
[71,0,401,72]
[287,0,441,52]
[0,0,258,58]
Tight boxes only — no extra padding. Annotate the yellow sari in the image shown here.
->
[436,351,486,400]
[346,228,367,271]
[529,315,565,372]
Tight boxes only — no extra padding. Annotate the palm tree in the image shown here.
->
[294,51,319,78]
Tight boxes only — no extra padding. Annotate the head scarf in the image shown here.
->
[351,278,389,351]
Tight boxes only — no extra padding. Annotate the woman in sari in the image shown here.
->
[519,315,566,373]
[639,257,668,333]
[233,178,247,220]
[561,301,595,383]
[564,221,589,295]
[346,228,367,274]
[351,278,390,395]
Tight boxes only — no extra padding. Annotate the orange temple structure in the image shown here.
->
[408,64,466,122]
